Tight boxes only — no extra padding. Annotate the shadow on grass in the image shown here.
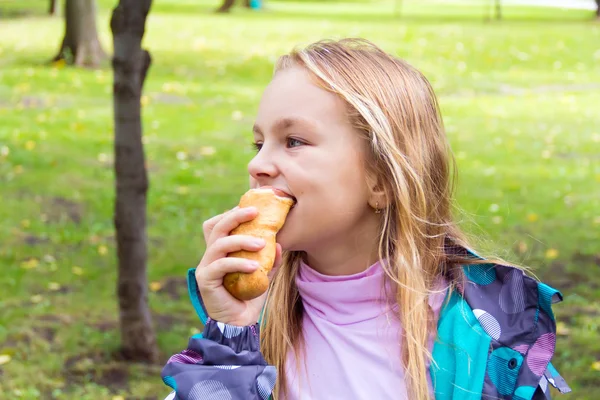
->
[143,1,597,25]
[0,4,49,19]
[249,10,598,25]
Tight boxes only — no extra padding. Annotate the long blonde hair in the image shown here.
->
[261,38,479,400]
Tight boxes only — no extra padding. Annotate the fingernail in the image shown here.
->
[253,238,265,246]
[244,207,258,214]
[249,261,260,268]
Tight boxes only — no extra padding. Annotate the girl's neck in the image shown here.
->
[303,249,380,276]
[302,218,381,276]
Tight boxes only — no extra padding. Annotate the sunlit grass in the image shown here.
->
[0,0,599,398]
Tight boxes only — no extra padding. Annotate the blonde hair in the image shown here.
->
[261,38,482,400]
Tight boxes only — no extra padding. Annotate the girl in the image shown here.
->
[161,38,570,400]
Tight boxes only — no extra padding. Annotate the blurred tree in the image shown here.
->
[596,0,599,19]
[485,0,502,21]
[494,0,502,20]
[52,0,105,67]
[49,0,59,16]
[216,0,254,13]
[216,0,234,13]
[111,0,158,363]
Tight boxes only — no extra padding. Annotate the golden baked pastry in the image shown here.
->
[224,187,294,301]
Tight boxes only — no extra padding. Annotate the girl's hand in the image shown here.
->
[195,207,283,326]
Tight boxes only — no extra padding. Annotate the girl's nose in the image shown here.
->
[248,145,278,180]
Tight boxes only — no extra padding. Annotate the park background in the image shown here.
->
[0,0,599,398]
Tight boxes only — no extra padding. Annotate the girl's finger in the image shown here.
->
[202,234,265,265]
[203,213,226,241]
[206,207,259,246]
[201,207,240,242]
[197,257,260,287]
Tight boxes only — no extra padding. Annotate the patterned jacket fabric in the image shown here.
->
[161,319,276,399]
[162,248,571,399]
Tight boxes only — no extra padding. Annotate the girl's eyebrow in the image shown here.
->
[253,117,317,135]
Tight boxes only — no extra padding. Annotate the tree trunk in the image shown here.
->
[216,0,235,13]
[53,0,105,67]
[110,0,158,364]
[495,0,502,20]
[596,0,600,18]
[49,0,59,16]
[244,0,251,8]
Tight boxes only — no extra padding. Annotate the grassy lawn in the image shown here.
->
[0,0,599,398]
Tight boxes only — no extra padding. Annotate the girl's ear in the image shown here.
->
[366,171,390,210]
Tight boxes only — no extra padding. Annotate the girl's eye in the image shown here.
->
[286,137,305,148]
[252,141,263,152]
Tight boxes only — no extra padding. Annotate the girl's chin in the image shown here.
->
[277,209,309,252]
[275,231,302,253]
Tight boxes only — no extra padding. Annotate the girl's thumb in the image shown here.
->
[268,243,283,279]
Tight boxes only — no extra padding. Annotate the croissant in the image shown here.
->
[224,187,295,301]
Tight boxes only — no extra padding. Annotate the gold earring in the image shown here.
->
[375,201,381,214]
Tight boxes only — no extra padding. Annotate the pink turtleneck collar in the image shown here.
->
[295,259,399,325]
[283,259,448,399]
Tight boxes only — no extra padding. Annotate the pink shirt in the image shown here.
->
[282,260,447,399]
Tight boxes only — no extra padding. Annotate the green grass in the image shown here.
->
[0,0,599,398]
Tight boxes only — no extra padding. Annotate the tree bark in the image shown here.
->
[49,0,59,16]
[596,0,600,18]
[495,0,502,20]
[110,0,158,364]
[53,0,105,67]
[216,0,235,13]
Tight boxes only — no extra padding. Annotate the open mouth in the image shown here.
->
[258,186,296,205]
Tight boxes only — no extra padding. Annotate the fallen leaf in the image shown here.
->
[140,95,150,107]
[492,216,502,224]
[21,219,30,228]
[112,396,125,400]
[231,110,243,121]
[556,321,570,336]
[48,282,61,291]
[95,71,106,83]
[591,361,600,371]
[88,235,101,244]
[72,266,83,276]
[149,281,162,292]
[176,186,189,195]
[0,354,11,365]
[52,59,66,69]
[30,294,43,303]
[516,241,528,254]
[545,248,559,260]
[199,146,216,156]
[70,122,84,132]
[527,213,538,222]
[20,258,39,269]
[98,245,108,256]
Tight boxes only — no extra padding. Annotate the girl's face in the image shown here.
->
[249,66,380,259]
